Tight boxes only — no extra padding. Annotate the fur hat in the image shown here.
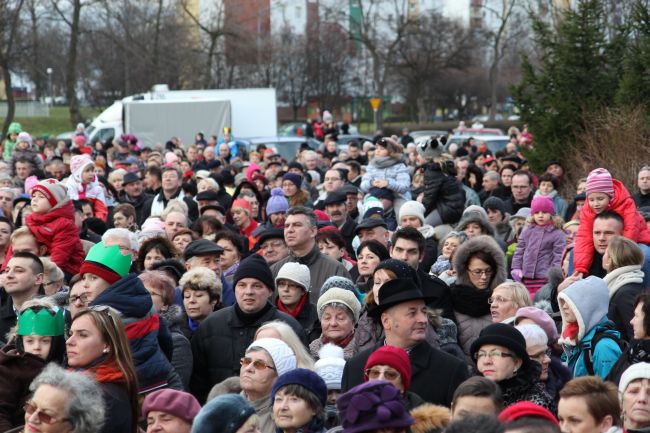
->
[31,179,69,209]
[315,344,346,390]
[455,206,495,237]
[398,200,426,225]
[276,262,310,292]
[410,404,451,433]
[247,338,296,377]
[586,168,614,198]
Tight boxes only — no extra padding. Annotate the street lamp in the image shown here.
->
[46,67,53,106]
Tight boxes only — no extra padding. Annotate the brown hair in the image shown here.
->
[559,376,620,426]
[138,270,176,306]
[73,308,139,432]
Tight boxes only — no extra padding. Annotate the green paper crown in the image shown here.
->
[18,307,65,336]
[85,241,132,278]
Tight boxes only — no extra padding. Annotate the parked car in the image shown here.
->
[445,135,510,154]
[240,136,321,161]
[452,127,504,136]
[410,130,448,139]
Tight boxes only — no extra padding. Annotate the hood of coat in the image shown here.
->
[455,208,496,238]
[453,235,506,291]
[91,273,153,319]
[557,278,609,343]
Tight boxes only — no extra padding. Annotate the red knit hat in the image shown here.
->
[79,262,122,285]
[31,179,69,208]
[498,401,558,426]
[231,198,252,214]
[364,346,411,391]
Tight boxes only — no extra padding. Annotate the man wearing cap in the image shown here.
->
[256,228,290,265]
[142,166,199,222]
[324,190,357,257]
[341,278,469,406]
[142,388,200,433]
[355,218,390,248]
[271,207,351,303]
[120,172,152,226]
[190,254,306,403]
[183,239,234,306]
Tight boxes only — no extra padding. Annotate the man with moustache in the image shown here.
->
[323,190,357,257]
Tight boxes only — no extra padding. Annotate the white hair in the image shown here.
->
[161,199,189,220]
[102,228,139,252]
[515,324,548,348]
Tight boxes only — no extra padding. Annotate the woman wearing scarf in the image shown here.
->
[66,307,139,433]
[310,287,362,361]
[275,262,320,343]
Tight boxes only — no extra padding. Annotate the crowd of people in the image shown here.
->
[0,118,650,433]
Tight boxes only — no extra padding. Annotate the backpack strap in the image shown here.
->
[584,327,626,376]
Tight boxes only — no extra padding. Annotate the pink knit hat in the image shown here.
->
[514,306,558,341]
[531,196,555,216]
[586,168,614,197]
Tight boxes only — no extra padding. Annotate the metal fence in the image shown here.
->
[0,101,49,117]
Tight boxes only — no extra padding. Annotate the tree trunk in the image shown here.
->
[151,0,164,85]
[205,36,217,88]
[66,0,83,127]
[1,63,15,139]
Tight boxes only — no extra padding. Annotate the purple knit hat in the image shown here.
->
[337,381,414,433]
[531,196,555,216]
[266,187,289,215]
[586,168,614,198]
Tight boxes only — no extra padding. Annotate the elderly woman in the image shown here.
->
[142,389,200,433]
[240,338,297,433]
[17,364,104,433]
[193,393,259,433]
[310,287,361,360]
[66,307,139,433]
[451,235,507,355]
[274,263,320,343]
[489,282,532,324]
[255,321,315,369]
[137,236,178,272]
[619,363,650,433]
[171,228,197,255]
[558,376,620,433]
[272,369,328,433]
[108,168,127,194]
[178,267,221,340]
[471,323,554,412]
[603,235,645,341]
[139,270,192,389]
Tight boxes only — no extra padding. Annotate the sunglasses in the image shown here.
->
[24,401,71,425]
[364,367,400,381]
[240,357,276,371]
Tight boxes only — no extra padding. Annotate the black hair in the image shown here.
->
[316,229,346,250]
[512,170,533,185]
[276,383,325,424]
[214,230,246,256]
[12,251,44,274]
[144,165,162,180]
[192,216,224,238]
[445,415,504,433]
[452,376,503,411]
[356,240,390,261]
[391,227,425,255]
[595,210,624,226]
[538,173,559,190]
[137,236,178,272]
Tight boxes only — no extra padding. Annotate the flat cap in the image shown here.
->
[183,239,223,261]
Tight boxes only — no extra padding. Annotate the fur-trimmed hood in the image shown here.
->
[455,206,496,237]
[410,403,451,433]
[159,304,185,329]
[452,235,506,291]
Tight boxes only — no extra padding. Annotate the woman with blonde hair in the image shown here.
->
[489,281,532,324]
[603,235,645,341]
[255,320,315,369]
[66,307,139,433]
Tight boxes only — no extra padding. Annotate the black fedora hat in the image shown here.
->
[368,278,432,318]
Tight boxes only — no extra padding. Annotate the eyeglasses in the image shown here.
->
[260,240,285,250]
[468,268,493,277]
[240,357,276,371]
[69,293,88,305]
[23,401,71,425]
[488,296,512,305]
[365,367,400,381]
[530,348,552,362]
[475,350,514,361]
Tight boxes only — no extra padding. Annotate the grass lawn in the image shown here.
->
[0,106,103,138]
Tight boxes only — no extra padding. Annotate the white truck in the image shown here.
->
[84,86,277,147]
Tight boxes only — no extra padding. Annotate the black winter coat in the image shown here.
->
[607,339,650,385]
[190,303,306,402]
[341,341,469,407]
[608,281,644,342]
[421,162,465,225]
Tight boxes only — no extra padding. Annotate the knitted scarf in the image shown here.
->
[277,293,309,318]
[74,355,125,384]
[451,284,491,317]
[322,331,355,349]
[371,156,399,169]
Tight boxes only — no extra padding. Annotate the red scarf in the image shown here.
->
[277,293,308,318]
[88,359,126,383]
[563,322,579,341]
[322,331,354,349]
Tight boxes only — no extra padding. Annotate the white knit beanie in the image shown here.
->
[317,287,362,322]
[398,200,426,225]
[619,362,650,397]
[275,262,311,292]
[246,338,296,376]
[315,344,346,390]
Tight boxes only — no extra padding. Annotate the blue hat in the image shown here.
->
[192,394,255,433]
[266,187,289,215]
[271,368,328,408]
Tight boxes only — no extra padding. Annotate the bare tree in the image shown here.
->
[0,0,26,138]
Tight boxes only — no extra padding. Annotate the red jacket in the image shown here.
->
[574,179,650,274]
[23,201,86,276]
